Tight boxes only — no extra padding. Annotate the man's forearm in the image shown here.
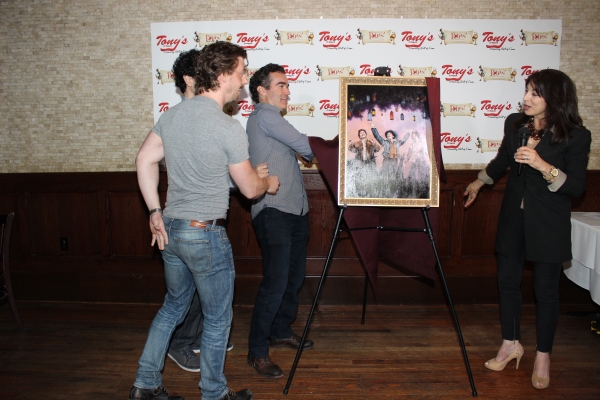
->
[137,161,161,211]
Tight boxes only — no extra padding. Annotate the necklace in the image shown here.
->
[527,117,545,140]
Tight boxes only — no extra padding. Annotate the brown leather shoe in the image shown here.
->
[247,354,283,378]
[269,334,314,350]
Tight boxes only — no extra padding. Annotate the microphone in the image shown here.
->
[517,126,530,176]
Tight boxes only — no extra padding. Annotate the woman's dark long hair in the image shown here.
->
[513,69,585,145]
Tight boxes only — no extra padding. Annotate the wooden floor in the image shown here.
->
[1,301,599,399]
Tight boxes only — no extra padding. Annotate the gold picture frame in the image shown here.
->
[339,76,439,207]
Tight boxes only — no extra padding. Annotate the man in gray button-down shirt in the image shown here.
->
[246,63,315,379]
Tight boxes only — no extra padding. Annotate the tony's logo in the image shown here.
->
[359,64,376,75]
[482,32,515,49]
[319,99,339,117]
[156,35,188,52]
[237,100,255,117]
[441,64,474,81]
[158,102,170,113]
[281,65,310,81]
[318,31,352,48]
[521,65,543,77]
[401,31,435,48]
[441,132,472,149]
[480,100,513,117]
[236,32,269,49]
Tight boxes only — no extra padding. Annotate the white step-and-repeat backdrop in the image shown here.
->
[151,18,560,165]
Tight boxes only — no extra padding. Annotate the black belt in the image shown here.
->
[189,219,226,228]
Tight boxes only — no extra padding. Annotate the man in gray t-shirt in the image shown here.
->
[246,63,314,379]
[164,48,235,375]
[132,42,278,400]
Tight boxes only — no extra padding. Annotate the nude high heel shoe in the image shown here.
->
[531,374,549,389]
[531,356,550,389]
[484,343,524,371]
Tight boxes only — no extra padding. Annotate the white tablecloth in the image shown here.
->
[563,212,600,305]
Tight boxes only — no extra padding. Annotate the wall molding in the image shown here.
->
[1,170,598,305]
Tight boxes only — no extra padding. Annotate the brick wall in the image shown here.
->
[1,1,598,172]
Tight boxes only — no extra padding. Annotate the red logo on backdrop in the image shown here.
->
[237,100,255,117]
[156,35,188,52]
[158,102,170,113]
[204,34,223,43]
[285,32,303,40]
[407,67,429,76]
[451,32,469,40]
[318,31,352,48]
[532,32,551,41]
[441,132,472,149]
[359,64,375,75]
[481,32,515,49]
[521,65,544,77]
[487,140,501,150]
[281,65,310,81]
[480,100,513,117]
[369,31,385,40]
[236,33,269,49]
[326,68,346,77]
[288,105,304,113]
[441,64,474,81]
[401,31,435,48]
[450,104,468,113]
[319,100,339,117]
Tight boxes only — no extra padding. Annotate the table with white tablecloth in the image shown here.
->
[563,212,600,306]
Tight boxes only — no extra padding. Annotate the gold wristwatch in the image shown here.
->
[544,166,559,182]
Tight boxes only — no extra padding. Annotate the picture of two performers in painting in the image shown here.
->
[345,84,432,200]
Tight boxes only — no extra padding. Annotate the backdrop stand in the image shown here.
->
[283,205,478,397]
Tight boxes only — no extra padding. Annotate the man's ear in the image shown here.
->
[217,72,228,86]
[183,75,195,89]
[256,86,267,99]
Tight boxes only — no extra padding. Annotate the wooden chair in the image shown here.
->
[1,212,23,328]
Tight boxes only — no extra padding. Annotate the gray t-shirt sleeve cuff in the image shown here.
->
[478,169,494,185]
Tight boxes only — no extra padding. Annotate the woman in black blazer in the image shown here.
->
[463,69,591,390]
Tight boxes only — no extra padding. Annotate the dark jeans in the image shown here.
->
[169,290,203,352]
[248,208,309,358]
[497,209,563,353]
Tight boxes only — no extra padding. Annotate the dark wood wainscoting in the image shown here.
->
[1,170,598,305]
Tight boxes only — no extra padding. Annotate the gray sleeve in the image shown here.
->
[261,112,313,161]
[151,115,164,138]
[547,169,566,192]
[223,121,250,165]
[478,169,494,184]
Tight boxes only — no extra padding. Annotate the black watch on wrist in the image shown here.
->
[149,208,163,216]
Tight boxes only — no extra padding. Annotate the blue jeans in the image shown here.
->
[134,217,234,400]
[248,208,309,358]
[169,289,203,352]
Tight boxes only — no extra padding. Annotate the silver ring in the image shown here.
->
[524,155,529,160]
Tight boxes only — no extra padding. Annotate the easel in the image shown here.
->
[283,205,478,397]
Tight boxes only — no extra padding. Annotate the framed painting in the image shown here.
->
[338,76,439,207]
